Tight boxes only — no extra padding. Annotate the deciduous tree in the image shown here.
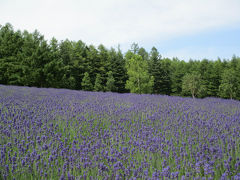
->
[125,54,154,94]
[182,72,203,98]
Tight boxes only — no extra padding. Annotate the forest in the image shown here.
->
[0,23,240,100]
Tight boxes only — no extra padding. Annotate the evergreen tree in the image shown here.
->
[21,30,39,86]
[0,23,25,85]
[198,59,223,97]
[130,43,139,54]
[21,30,51,87]
[138,47,148,61]
[94,73,104,91]
[59,39,73,66]
[109,47,127,93]
[158,59,172,95]
[0,23,239,100]
[86,45,99,85]
[98,44,110,86]
[148,49,172,95]
[171,58,187,95]
[81,72,93,91]
[148,47,161,94]
[72,40,88,90]
[61,74,76,89]
[235,57,240,99]
[44,37,64,88]
[106,71,115,92]
[219,69,238,99]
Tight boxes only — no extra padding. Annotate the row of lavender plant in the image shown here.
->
[0,85,240,179]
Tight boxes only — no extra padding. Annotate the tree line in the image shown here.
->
[0,23,240,100]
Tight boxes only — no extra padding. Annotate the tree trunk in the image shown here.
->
[191,89,195,99]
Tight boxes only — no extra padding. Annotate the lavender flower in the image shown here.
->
[0,85,240,179]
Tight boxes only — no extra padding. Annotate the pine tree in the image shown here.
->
[158,59,172,95]
[0,23,25,85]
[44,37,64,88]
[235,57,240,100]
[148,47,162,94]
[171,59,187,95]
[81,72,93,91]
[109,47,127,93]
[72,40,88,90]
[86,45,99,85]
[219,69,238,99]
[94,73,103,91]
[106,71,115,92]
[138,47,148,61]
[61,74,76,89]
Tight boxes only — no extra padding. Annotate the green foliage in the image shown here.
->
[44,38,65,88]
[94,73,104,92]
[148,47,162,94]
[61,74,76,89]
[130,42,139,54]
[86,45,99,85]
[81,72,93,91]
[158,59,172,95]
[219,69,238,99]
[109,47,127,93]
[0,23,240,100]
[138,47,148,61]
[71,40,88,90]
[106,71,115,92]
[199,60,222,97]
[125,54,154,94]
[170,59,187,95]
[182,72,204,98]
[59,39,73,66]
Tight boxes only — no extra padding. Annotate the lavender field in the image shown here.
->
[0,85,240,179]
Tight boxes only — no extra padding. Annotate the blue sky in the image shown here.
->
[151,26,240,60]
[1,0,240,61]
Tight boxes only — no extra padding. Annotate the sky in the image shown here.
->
[1,0,240,61]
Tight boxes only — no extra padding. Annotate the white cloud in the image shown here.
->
[0,0,240,49]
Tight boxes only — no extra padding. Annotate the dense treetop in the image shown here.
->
[0,23,240,100]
